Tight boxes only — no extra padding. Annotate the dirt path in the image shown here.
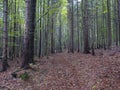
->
[36,53,97,90]
[39,52,120,90]
[49,53,100,90]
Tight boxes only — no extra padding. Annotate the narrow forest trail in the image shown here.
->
[47,53,100,90]
[1,50,120,90]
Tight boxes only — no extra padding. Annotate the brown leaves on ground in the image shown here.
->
[0,50,120,90]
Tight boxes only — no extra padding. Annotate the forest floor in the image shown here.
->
[0,49,120,90]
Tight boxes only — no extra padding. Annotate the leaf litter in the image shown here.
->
[0,49,120,90]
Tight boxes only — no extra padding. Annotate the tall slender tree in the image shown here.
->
[118,0,120,45]
[67,0,74,53]
[83,0,90,54]
[1,0,9,71]
[51,0,55,54]
[21,0,36,69]
[77,0,80,52]
[107,0,112,49]
[12,0,17,59]
[58,12,62,52]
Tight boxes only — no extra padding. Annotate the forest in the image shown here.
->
[0,0,120,89]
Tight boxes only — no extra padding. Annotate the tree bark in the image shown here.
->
[21,0,36,69]
[83,0,90,54]
[1,0,9,71]
[107,0,112,49]
[58,13,62,53]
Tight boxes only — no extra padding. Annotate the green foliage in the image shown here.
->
[8,31,21,37]
[8,42,19,47]
[19,72,29,81]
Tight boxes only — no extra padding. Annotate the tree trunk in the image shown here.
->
[107,0,112,49]
[77,0,80,52]
[58,13,62,53]
[21,0,36,69]
[51,0,55,54]
[12,0,17,60]
[67,0,74,53]
[118,0,120,45]
[83,0,90,54]
[1,0,9,72]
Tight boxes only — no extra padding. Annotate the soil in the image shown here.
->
[0,49,120,90]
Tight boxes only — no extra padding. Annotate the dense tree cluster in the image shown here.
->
[0,0,120,71]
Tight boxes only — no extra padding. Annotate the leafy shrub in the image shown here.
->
[19,72,29,80]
